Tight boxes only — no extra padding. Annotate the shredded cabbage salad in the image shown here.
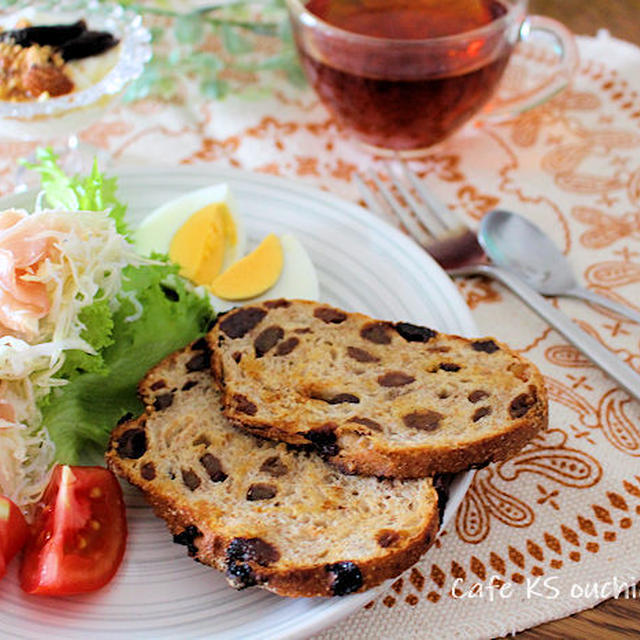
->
[0,379,54,507]
[0,149,214,511]
[0,208,140,507]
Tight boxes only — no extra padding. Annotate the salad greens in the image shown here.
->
[22,148,129,236]
[27,150,215,464]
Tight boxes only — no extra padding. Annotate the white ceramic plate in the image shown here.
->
[0,167,476,640]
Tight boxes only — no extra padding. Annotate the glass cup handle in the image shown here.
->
[484,15,580,117]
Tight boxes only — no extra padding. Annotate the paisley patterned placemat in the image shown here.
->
[1,29,639,640]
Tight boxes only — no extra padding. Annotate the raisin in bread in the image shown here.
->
[106,340,440,598]
[208,299,548,478]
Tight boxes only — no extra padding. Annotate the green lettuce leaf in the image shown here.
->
[55,300,114,381]
[42,259,215,464]
[22,147,129,235]
[24,149,216,464]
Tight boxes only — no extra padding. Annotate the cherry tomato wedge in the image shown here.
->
[20,465,127,596]
[0,495,28,579]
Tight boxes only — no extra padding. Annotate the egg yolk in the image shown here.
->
[210,233,283,300]
[169,203,237,286]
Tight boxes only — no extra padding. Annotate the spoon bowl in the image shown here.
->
[478,209,578,294]
[478,208,640,324]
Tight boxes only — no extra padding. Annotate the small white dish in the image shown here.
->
[0,0,151,141]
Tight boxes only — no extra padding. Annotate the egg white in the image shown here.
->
[208,233,319,312]
[134,183,246,272]
[134,185,318,311]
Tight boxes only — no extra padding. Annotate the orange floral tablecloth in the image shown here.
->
[3,29,640,640]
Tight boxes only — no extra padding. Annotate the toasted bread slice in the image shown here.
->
[106,340,439,598]
[208,299,548,478]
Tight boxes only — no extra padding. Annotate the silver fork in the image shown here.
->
[356,161,640,404]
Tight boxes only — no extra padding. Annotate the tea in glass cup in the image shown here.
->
[287,0,577,155]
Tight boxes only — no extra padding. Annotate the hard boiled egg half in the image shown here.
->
[134,183,319,311]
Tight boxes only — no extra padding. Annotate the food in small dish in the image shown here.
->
[0,40,72,101]
[0,1,150,141]
[0,19,120,102]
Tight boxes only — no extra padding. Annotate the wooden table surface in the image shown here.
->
[530,0,640,44]
[509,2,640,638]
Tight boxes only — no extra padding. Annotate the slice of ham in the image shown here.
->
[0,379,16,422]
[0,399,16,422]
[0,209,63,339]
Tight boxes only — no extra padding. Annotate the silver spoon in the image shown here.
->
[478,209,640,325]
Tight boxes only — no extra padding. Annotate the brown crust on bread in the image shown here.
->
[207,300,548,478]
[107,342,440,598]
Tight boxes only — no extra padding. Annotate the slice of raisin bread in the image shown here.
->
[106,340,440,598]
[208,299,548,478]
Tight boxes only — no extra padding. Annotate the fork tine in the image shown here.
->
[382,160,450,236]
[399,160,463,232]
[354,173,386,219]
[365,171,434,245]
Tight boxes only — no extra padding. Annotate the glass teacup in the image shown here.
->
[286,0,578,155]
